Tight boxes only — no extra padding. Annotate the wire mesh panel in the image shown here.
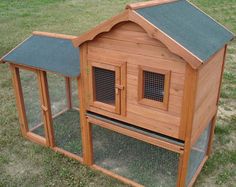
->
[19,69,45,137]
[93,67,115,105]
[47,73,82,156]
[47,73,67,115]
[186,123,211,186]
[71,78,79,109]
[143,71,165,102]
[53,109,82,156]
[92,125,180,187]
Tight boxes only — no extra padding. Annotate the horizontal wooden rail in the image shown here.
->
[33,31,78,40]
[126,0,177,10]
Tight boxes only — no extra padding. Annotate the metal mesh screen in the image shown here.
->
[71,78,79,109]
[186,123,211,186]
[19,69,45,137]
[53,109,82,156]
[144,71,165,102]
[92,125,179,187]
[47,73,67,115]
[94,67,115,105]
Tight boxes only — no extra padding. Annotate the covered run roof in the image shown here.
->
[135,0,234,62]
[1,33,80,77]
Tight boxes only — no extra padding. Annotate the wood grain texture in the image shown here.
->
[126,0,177,10]
[85,22,186,139]
[33,31,77,40]
[191,47,225,144]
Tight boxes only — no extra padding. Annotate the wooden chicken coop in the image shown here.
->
[0,0,234,187]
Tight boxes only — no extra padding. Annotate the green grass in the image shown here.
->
[0,0,235,186]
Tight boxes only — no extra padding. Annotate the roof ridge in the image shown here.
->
[126,0,177,10]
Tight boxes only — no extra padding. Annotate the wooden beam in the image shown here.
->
[33,31,77,40]
[53,147,83,162]
[126,0,177,10]
[178,65,198,186]
[92,165,144,187]
[9,64,28,136]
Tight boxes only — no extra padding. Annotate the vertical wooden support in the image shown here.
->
[207,45,228,156]
[38,71,55,147]
[79,43,93,165]
[9,64,28,136]
[65,77,72,109]
[78,77,93,165]
[178,65,198,186]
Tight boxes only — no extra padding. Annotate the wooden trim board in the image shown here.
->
[126,0,177,10]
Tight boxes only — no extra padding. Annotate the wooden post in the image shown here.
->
[207,45,228,156]
[78,76,93,165]
[65,77,72,109]
[37,70,55,147]
[178,65,198,186]
[9,64,28,136]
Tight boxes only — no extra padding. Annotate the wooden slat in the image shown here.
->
[101,27,166,47]
[88,46,186,74]
[126,0,177,10]
[88,117,183,154]
[92,165,144,187]
[53,147,83,162]
[33,31,77,40]
[90,37,185,63]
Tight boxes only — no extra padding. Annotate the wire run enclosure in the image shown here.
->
[3,0,234,187]
[9,64,83,161]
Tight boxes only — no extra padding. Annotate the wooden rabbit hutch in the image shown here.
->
[1,0,234,187]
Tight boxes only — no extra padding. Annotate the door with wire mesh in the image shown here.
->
[88,61,122,114]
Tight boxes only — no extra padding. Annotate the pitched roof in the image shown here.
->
[1,32,80,77]
[73,0,234,69]
[135,0,234,62]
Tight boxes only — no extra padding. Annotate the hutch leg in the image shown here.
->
[78,77,93,165]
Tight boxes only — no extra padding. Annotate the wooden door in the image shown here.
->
[88,61,124,114]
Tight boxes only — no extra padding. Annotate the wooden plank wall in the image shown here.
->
[191,48,225,143]
[86,22,186,139]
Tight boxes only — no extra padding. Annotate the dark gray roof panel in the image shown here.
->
[3,35,80,77]
[136,0,234,62]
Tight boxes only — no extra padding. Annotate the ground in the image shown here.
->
[0,0,235,186]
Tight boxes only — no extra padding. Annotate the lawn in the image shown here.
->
[0,0,235,186]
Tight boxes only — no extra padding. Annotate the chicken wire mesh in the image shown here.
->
[47,73,67,115]
[71,78,79,109]
[143,71,165,102]
[47,73,82,156]
[92,125,180,187]
[19,69,45,137]
[186,123,211,186]
[93,67,115,105]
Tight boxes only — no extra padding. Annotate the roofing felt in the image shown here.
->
[2,35,80,77]
[136,0,234,62]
